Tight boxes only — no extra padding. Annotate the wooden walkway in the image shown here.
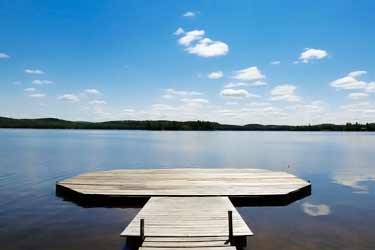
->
[121,197,252,237]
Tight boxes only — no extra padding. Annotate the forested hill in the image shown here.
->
[0,116,375,131]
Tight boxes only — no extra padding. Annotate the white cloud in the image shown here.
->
[288,102,325,114]
[270,84,301,102]
[0,53,10,59]
[24,68,44,75]
[174,27,185,35]
[24,88,36,92]
[224,81,268,88]
[89,100,107,105]
[270,60,280,65]
[181,98,209,109]
[365,82,375,93]
[176,29,229,58]
[233,66,265,81]
[302,202,331,216]
[32,79,54,85]
[183,11,195,17]
[164,88,202,97]
[208,71,223,79]
[185,38,229,57]
[180,98,208,104]
[330,71,368,90]
[162,94,175,100]
[58,94,79,102]
[348,92,369,100]
[123,108,135,113]
[299,48,328,63]
[151,104,177,111]
[84,89,101,95]
[29,93,46,98]
[178,30,205,46]
[250,81,268,86]
[224,82,248,88]
[349,70,367,77]
[220,88,259,98]
[340,102,375,114]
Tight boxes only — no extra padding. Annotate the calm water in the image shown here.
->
[0,129,374,250]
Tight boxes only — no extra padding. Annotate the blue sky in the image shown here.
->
[1,0,375,125]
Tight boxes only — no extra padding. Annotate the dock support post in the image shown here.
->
[228,210,233,245]
[140,219,145,242]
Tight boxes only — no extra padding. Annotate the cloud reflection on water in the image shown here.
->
[302,202,331,216]
[332,171,375,193]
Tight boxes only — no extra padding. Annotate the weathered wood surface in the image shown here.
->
[139,247,236,250]
[142,240,228,247]
[57,168,310,197]
[120,197,253,237]
[144,237,228,242]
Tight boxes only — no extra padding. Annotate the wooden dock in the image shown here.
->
[57,168,310,197]
[56,168,311,248]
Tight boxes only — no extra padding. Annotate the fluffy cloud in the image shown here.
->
[151,104,177,111]
[349,70,367,77]
[181,98,209,109]
[299,48,328,63]
[208,71,223,79]
[24,87,36,92]
[58,94,79,102]
[0,53,10,59]
[348,92,369,100]
[183,11,195,17]
[89,100,107,105]
[176,29,229,57]
[340,102,375,114]
[123,108,135,113]
[330,71,368,90]
[270,84,301,102]
[220,88,259,98]
[224,82,249,88]
[84,89,101,95]
[270,60,280,65]
[178,30,205,46]
[174,27,185,35]
[24,68,44,75]
[186,38,228,57]
[224,81,267,88]
[302,202,331,216]
[366,82,375,92]
[29,93,46,98]
[250,81,268,86]
[233,66,265,81]
[32,79,54,85]
[163,89,203,99]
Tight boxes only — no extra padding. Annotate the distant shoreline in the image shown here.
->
[1,116,374,131]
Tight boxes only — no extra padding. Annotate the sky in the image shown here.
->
[1,0,375,125]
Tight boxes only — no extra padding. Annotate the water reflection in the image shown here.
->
[301,202,331,216]
[0,129,375,250]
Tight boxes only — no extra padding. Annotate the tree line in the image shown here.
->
[1,116,375,131]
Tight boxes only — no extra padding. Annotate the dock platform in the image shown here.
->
[57,168,310,197]
[56,168,311,248]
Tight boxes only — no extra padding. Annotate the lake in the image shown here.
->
[0,129,374,250]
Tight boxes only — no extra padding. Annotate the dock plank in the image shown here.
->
[120,197,253,237]
[140,247,236,250]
